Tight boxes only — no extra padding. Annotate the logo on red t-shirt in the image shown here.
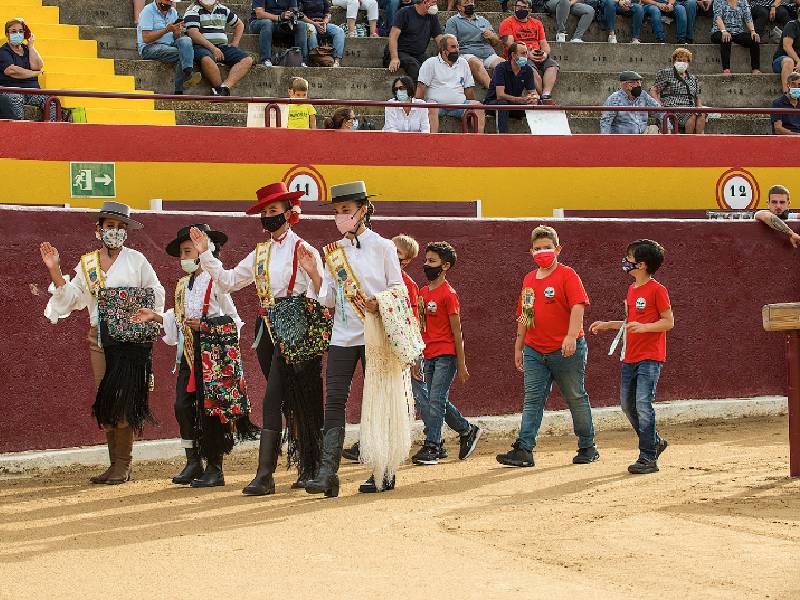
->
[544,286,555,302]
[427,300,438,314]
[635,297,646,313]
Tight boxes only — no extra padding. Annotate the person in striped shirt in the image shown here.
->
[184,0,254,95]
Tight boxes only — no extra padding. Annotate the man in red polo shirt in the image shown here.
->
[498,0,560,102]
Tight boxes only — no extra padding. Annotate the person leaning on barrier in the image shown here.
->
[771,72,800,134]
[249,0,311,67]
[649,47,706,134]
[384,0,444,82]
[138,0,202,95]
[384,75,431,132]
[0,19,59,121]
[754,185,800,247]
[416,34,486,134]
[445,0,503,89]
[600,70,664,134]
[484,42,539,133]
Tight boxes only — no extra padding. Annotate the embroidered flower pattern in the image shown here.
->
[97,287,160,343]
[199,317,250,424]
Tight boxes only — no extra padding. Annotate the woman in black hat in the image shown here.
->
[189,183,329,497]
[40,202,165,485]
[133,224,257,487]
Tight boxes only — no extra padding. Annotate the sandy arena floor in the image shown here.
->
[0,416,798,600]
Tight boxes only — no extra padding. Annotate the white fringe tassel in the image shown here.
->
[360,312,415,490]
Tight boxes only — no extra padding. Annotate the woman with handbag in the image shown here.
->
[305,180,416,498]
[301,0,345,67]
[40,202,165,485]
[132,224,258,488]
[190,183,329,496]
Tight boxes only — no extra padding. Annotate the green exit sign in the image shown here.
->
[70,162,116,199]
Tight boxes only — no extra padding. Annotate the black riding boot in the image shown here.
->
[172,447,204,485]
[305,427,345,498]
[191,455,225,487]
[242,429,281,496]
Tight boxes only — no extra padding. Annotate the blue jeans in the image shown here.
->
[140,37,194,93]
[518,338,595,452]
[379,0,400,29]
[619,360,663,461]
[653,0,694,42]
[603,0,656,39]
[249,18,310,61]
[308,22,345,59]
[417,355,471,444]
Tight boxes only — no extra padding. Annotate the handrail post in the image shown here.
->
[42,96,62,122]
[661,112,679,135]
[461,108,478,134]
[265,103,282,128]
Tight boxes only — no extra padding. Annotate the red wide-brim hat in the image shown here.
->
[245,182,304,215]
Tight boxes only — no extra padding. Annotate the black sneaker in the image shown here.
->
[213,85,231,96]
[437,441,448,460]
[628,458,659,474]
[342,441,360,463]
[656,438,668,459]
[496,441,534,467]
[573,446,600,464]
[458,424,482,460]
[358,474,396,493]
[412,442,440,465]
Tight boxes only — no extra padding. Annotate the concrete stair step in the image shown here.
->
[42,71,138,91]
[61,95,155,110]
[43,55,116,74]
[86,26,780,75]
[0,0,46,7]
[1,21,79,38]
[33,37,98,58]
[82,106,175,125]
[0,5,59,23]
[114,60,784,107]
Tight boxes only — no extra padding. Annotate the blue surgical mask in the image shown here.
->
[515,56,528,68]
[9,32,23,45]
[351,119,359,130]
[790,87,800,99]
[395,89,409,102]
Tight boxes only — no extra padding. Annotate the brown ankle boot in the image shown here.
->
[104,426,134,485]
[89,429,116,484]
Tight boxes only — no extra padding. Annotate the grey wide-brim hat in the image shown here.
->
[97,201,143,229]
[619,70,643,82]
[325,180,375,203]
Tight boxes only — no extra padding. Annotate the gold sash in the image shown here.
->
[80,251,106,296]
[323,241,365,321]
[174,274,194,368]
[254,241,274,309]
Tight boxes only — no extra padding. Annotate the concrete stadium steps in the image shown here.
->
[52,0,735,44]
[116,60,783,106]
[87,27,780,75]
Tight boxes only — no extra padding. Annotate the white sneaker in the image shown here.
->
[630,38,640,44]
[555,33,566,42]
[570,37,584,43]
[608,33,617,43]
[301,62,307,67]
[261,59,272,67]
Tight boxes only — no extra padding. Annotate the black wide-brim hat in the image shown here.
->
[166,223,228,257]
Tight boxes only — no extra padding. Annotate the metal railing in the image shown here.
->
[2,85,799,134]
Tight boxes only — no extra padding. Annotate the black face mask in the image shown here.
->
[515,8,529,19]
[261,213,287,232]
[630,85,642,98]
[464,4,476,15]
[423,265,443,282]
[777,209,790,220]
[446,51,460,63]
[157,2,171,10]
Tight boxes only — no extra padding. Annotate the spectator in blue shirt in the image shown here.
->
[771,72,800,134]
[250,0,311,66]
[138,0,201,94]
[600,70,664,134]
[300,0,345,67]
[445,0,503,88]
[484,42,538,133]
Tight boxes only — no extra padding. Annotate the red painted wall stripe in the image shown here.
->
[1,121,799,168]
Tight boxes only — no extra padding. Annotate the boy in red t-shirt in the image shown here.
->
[590,239,674,475]
[497,225,598,468]
[412,241,481,465]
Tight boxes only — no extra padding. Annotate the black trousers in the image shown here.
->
[174,358,196,443]
[710,31,761,71]
[254,319,286,431]
[486,99,526,133]
[382,47,425,82]
[751,5,793,35]
[322,345,366,431]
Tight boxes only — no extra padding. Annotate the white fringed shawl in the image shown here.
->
[359,285,422,490]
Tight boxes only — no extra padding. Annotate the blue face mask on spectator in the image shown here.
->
[352,119,359,130]
[9,32,23,45]
[790,87,800,100]
[515,56,527,67]
[395,90,409,102]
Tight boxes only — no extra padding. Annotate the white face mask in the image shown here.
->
[181,259,200,273]
[427,4,439,14]
[100,228,127,249]
[200,0,216,7]
[674,61,689,74]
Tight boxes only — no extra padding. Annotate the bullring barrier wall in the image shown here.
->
[0,121,799,217]
[0,206,795,452]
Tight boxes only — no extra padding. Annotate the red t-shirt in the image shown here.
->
[402,270,420,321]
[420,281,459,360]
[498,16,546,57]
[624,279,671,364]
[516,264,590,354]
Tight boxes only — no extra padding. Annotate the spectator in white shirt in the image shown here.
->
[384,75,431,132]
[416,34,485,133]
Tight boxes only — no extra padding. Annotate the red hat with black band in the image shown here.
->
[245,182,304,224]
